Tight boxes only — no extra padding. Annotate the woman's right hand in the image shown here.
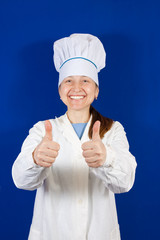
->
[32,120,60,168]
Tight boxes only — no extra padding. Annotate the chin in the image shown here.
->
[68,104,90,112]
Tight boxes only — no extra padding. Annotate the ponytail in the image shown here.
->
[89,105,114,139]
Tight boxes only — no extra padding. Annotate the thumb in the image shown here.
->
[92,120,101,141]
[44,120,52,141]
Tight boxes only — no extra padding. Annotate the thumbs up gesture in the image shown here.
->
[33,120,60,168]
[81,121,106,168]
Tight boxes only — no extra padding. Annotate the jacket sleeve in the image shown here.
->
[12,121,51,191]
[89,121,137,194]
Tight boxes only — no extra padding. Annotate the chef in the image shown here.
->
[12,33,137,240]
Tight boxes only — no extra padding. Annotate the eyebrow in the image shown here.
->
[67,75,88,78]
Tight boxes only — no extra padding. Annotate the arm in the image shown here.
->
[12,121,50,191]
[89,121,137,193]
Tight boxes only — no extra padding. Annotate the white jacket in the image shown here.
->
[12,113,137,240]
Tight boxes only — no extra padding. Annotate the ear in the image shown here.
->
[95,85,99,99]
[58,84,61,95]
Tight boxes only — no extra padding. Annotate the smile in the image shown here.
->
[69,96,85,99]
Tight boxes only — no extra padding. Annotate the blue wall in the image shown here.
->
[1,0,159,239]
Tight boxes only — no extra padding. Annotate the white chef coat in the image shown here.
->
[12,113,137,240]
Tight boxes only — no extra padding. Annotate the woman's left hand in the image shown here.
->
[81,121,107,168]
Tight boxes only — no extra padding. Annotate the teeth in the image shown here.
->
[70,96,84,99]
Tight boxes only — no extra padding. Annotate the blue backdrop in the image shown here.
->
[0,0,160,239]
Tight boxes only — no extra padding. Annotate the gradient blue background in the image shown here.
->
[0,0,160,239]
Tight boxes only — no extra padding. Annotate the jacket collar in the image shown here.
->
[54,112,92,150]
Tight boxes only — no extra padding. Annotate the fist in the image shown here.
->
[81,121,106,168]
[33,120,60,168]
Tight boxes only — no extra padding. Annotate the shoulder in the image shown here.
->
[29,120,45,136]
[103,120,127,141]
[102,119,130,150]
[111,120,125,132]
[29,114,66,136]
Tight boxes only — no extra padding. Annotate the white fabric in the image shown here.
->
[12,113,137,240]
[53,34,106,86]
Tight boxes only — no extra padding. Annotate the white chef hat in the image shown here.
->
[53,33,106,87]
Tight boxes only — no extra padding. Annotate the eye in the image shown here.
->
[83,79,88,83]
[65,79,72,83]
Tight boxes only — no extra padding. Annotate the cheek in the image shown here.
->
[86,86,97,97]
[59,86,69,98]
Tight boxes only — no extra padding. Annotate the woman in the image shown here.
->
[12,34,137,240]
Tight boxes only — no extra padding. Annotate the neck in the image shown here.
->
[67,107,90,123]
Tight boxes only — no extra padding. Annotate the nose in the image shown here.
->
[72,82,81,92]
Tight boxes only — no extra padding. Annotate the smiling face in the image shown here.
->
[58,75,99,112]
